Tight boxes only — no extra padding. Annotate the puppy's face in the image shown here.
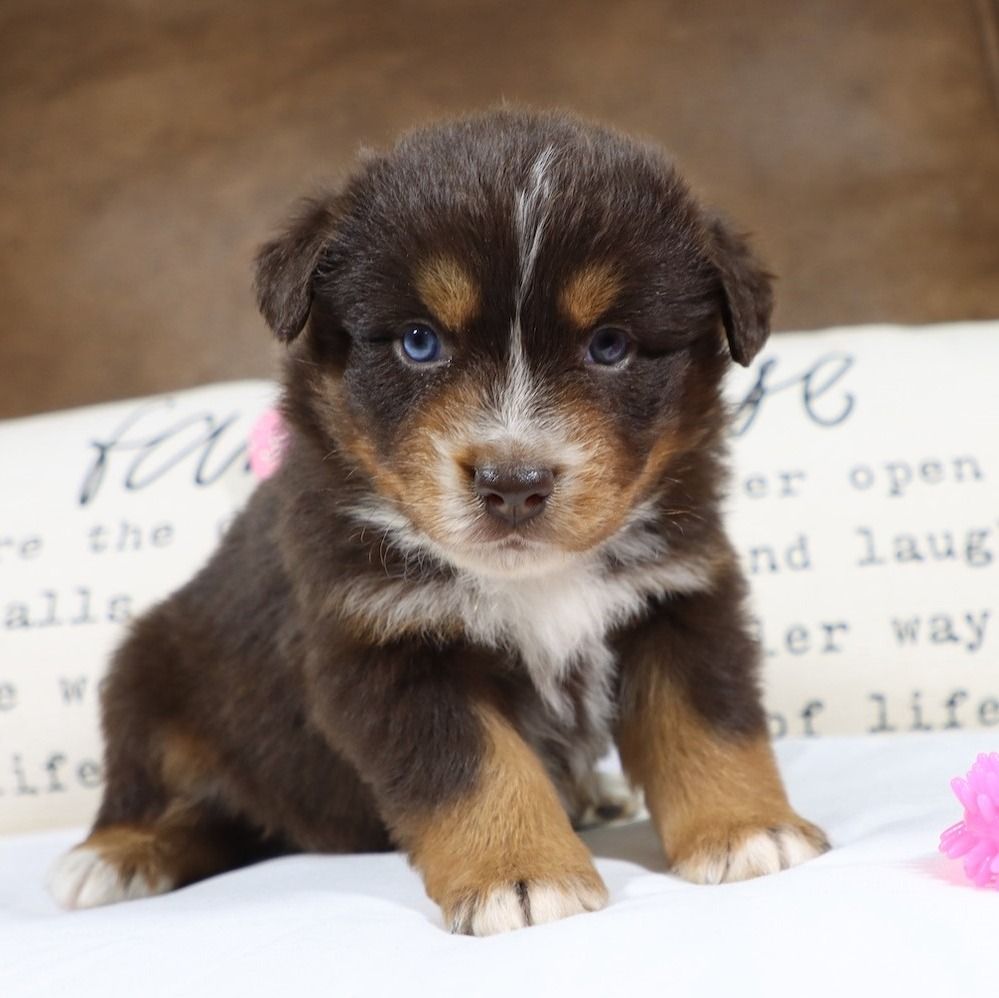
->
[257,112,771,578]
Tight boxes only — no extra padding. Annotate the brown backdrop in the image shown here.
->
[2,0,997,419]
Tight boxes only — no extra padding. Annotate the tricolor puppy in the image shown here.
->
[49,110,828,933]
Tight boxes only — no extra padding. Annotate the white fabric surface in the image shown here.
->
[2,730,995,998]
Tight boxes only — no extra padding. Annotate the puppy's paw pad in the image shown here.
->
[674,822,829,885]
[449,876,608,936]
[47,846,170,910]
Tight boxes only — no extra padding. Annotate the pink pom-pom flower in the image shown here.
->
[248,407,288,481]
[939,752,999,888]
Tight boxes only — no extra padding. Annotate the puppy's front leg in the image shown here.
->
[616,569,829,884]
[401,706,608,934]
[306,645,606,935]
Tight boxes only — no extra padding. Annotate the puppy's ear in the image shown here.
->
[254,196,340,342]
[706,215,773,367]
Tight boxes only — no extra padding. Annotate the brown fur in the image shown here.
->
[52,109,827,933]
[159,730,223,800]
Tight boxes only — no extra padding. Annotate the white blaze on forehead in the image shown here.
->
[488,146,560,451]
[514,144,557,309]
[489,316,545,445]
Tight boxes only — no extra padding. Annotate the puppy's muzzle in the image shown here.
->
[473,465,555,526]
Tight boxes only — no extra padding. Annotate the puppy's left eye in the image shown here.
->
[400,323,443,364]
[587,327,631,366]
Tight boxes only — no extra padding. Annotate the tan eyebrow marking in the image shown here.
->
[414,255,480,330]
[559,262,622,328]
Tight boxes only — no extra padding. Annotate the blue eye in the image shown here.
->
[587,327,631,366]
[401,323,442,363]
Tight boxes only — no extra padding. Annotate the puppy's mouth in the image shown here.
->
[469,512,553,546]
[445,533,576,578]
[410,493,577,578]
[441,501,565,574]
[392,454,576,573]
[479,531,548,554]
[491,533,536,546]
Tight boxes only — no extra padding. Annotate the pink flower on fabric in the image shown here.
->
[248,407,288,481]
[939,752,999,888]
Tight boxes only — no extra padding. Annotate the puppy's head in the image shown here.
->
[257,111,771,578]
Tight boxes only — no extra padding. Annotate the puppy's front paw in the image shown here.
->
[671,819,829,885]
[448,873,608,936]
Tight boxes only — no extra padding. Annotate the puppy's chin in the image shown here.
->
[442,537,582,580]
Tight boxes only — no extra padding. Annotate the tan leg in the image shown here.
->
[47,803,268,910]
[395,706,608,934]
[49,728,286,911]
[618,671,828,884]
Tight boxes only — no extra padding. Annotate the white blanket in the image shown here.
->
[1,730,994,998]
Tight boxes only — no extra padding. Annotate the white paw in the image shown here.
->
[673,823,829,885]
[47,846,171,910]
[449,877,608,936]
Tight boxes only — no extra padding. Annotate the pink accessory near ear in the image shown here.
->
[248,407,288,481]
[939,753,999,888]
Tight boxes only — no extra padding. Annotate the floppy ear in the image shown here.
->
[705,215,774,367]
[254,196,340,342]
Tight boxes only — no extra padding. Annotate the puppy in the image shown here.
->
[48,109,828,934]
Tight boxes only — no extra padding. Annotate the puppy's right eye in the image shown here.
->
[587,326,632,366]
[400,323,443,364]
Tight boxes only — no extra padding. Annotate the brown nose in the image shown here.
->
[473,465,555,525]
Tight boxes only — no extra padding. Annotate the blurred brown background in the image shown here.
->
[2,0,997,419]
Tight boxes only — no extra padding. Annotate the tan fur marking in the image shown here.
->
[78,819,212,891]
[396,705,607,926]
[160,730,223,798]
[630,429,681,497]
[549,393,680,554]
[618,673,828,879]
[560,262,622,328]
[338,416,411,503]
[310,370,420,514]
[81,826,174,890]
[415,255,480,330]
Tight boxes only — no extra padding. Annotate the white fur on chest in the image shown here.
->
[459,554,712,714]
[461,564,621,717]
[337,536,714,720]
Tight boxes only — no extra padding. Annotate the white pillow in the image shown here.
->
[724,323,997,743]
[1,322,996,835]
